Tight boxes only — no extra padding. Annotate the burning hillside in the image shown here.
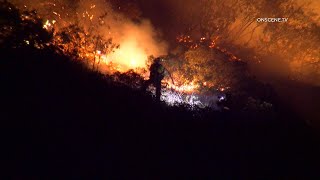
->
[4,0,236,107]
[2,1,320,179]
[3,0,320,108]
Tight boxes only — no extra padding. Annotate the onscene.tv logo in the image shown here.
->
[256,18,289,23]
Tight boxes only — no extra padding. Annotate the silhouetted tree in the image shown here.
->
[0,1,53,48]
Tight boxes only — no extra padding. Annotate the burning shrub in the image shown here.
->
[54,24,118,68]
[165,46,248,92]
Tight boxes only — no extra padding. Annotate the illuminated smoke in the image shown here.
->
[102,19,168,72]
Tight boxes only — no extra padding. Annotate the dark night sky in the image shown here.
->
[110,0,201,43]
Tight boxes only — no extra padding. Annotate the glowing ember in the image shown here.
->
[165,81,199,93]
[43,19,56,30]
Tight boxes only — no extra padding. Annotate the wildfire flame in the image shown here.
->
[101,39,149,71]
[165,80,199,93]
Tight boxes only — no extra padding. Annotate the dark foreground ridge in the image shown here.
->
[1,47,319,179]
